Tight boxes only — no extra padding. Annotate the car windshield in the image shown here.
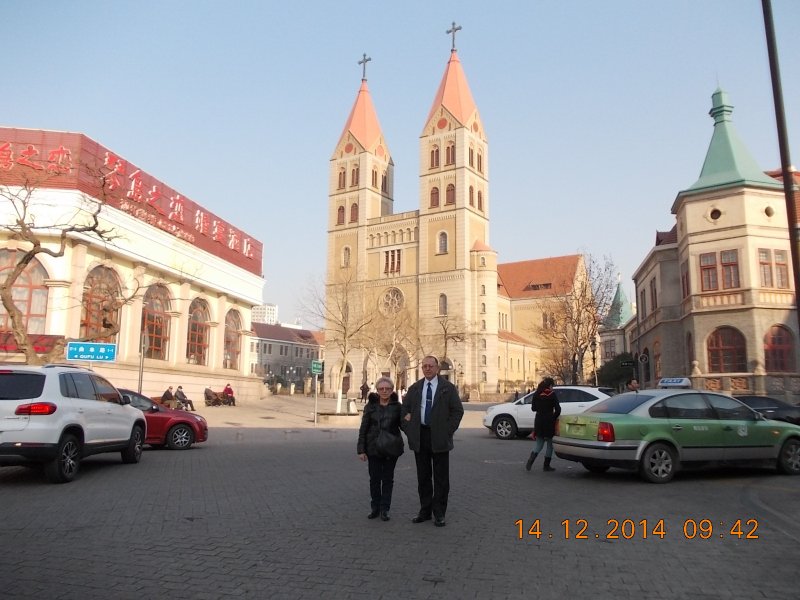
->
[0,372,45,399]
[585,392,654,414]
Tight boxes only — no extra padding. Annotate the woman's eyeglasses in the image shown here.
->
[377,387,392,391]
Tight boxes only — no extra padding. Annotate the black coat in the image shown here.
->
[357,393,404,457]
[401,376,464,453]
[532,389,561,438]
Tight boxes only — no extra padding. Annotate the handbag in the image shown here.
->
[376,428,404,458]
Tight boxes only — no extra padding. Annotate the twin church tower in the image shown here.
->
[324,26,548,394]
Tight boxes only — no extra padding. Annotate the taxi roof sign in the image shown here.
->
[657,377,692,389]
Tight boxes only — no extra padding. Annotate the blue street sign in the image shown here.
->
[66,341,117,362]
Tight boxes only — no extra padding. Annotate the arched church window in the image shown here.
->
[350,203,358,223]
[337,206,345,225]
[430,187,440,208]
[430,145,440,168]
[445,184,455,205]
[445,142,455,165]
[438,232,448,254]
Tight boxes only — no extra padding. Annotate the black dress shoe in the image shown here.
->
[434,516,446,527]
[367,510,379,519]
[380,511,390,521]
[411,514,432,523]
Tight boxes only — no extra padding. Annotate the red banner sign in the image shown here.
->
[0,128,263,276]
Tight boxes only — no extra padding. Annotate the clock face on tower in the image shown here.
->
[380,287,404,315]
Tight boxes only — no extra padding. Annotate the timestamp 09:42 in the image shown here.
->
[515,518,759,540]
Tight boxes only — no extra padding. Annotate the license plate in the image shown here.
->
[567,424,585,436]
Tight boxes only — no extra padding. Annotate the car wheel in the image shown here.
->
[777,438,800,475]
[492,416,517,440]
[44,434,81,483]
[167,424,195,450]
[121,425,144,464]
[582,463,609,474]
[639,442,677,483]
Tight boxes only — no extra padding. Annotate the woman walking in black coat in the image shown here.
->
[357,377,404,521]
[525,377,561,472]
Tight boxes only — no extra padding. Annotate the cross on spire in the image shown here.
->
[358,53,372,80]
[446,21,462,50]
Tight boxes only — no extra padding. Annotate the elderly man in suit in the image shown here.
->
[401,355,464,527]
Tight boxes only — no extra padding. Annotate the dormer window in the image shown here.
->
[528,282,552,291]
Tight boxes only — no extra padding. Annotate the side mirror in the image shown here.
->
[150,403,160,412]
[120,394,131,406]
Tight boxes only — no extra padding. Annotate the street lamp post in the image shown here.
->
[590,340,598,386]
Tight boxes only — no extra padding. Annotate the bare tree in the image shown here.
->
[429,314,469,362]
[302,269,375,410]
[0,172,128,364]
[534,253,617,384]
[360,304,418,381]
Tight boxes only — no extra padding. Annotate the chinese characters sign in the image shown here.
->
[0,128,262,275]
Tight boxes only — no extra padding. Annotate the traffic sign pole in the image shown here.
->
[314,374,318,426]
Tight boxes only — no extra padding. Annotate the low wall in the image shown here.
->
[316,413,361,426]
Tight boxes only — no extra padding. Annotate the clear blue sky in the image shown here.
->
[5,1,799,326]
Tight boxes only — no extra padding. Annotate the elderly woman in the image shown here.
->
[357,376,404,521]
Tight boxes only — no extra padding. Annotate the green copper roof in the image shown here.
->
[683,89,781,193]
[603,282,633,328]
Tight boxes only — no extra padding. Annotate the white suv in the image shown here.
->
[0,364,146,483]
[483,386,611,440]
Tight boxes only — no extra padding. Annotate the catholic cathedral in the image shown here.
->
[324,33,578,396]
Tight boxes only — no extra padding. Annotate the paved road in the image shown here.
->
[1,395,798,599]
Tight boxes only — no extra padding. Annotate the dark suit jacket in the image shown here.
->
[401,375,464,453]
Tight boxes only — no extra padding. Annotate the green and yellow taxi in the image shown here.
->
[553,389,800,483]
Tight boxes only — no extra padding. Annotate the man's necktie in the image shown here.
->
[424,382,433,425]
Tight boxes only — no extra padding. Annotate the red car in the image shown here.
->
[120,388,208,450]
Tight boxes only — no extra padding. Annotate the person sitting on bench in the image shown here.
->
[222,383,236,406]
[204,386,222,407]
[175,386,196,411]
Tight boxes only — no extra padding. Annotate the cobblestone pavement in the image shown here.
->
[1,395,798,599]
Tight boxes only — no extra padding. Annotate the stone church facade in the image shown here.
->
[324,40,584,397]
